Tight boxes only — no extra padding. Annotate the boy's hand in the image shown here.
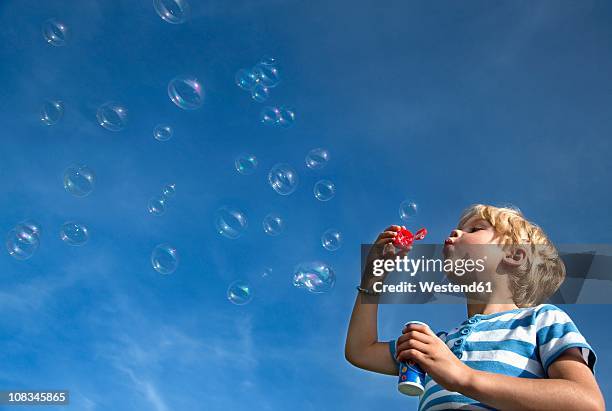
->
[395,323,473,393]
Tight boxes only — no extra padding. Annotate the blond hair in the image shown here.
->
[458,204,565,307]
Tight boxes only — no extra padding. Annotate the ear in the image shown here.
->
[502,246,528,267]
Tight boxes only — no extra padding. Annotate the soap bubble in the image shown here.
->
[293,261,336,293]
[277,107,296,128]
[321,229,342,251]
[153,0,190,24]
[227,280,253,305]
[162,184,176,198]
[214,206,248,239]
[154,124,173,141]
[399,200,418,220]
[253,62,280,88]
[42,19,68,46]
[234,154,258,175]
[268,163,299,195]
[168,75,204,110]
[148,196,166,216]
[63,164,95,197]
[96,102,127,131]
[40,100,64,125]
[262,267,273,278]
[151,243,179,274]
[60,221,89,246]
[313,179,335,201]
[251,83,269,103]
[260,106,281,125]
[235,68,259,91]
[260,56,277,66]
[305,148,330,170]
[6,224,40,260]
[262,213,284,236]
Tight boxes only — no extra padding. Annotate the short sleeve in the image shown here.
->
[535,305,597,377]
[388,340,400,366]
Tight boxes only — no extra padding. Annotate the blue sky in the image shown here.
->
[0,0,611,409]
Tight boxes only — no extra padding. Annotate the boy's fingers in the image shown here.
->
[383,225,402,232]
[382,243,395,257]
[377,231,398,240]
[402,323,436,338]
[397,330,432,345]
[396,348,425,364]
[396,339,429,358]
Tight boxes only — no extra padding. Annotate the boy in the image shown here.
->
[345,204,605,410]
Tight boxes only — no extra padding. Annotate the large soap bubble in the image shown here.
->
[306,148,330,170]
[313,179,336,201]
[262,213,284,236]
[151,243,179,274]
[234,154,258,175]
[63,164,95,197]
[399,200,418,221]
[321,229,342,251]
[60,221,89,246]
[96,102,127,131]
[6,221,41,260]
[168,75,204,110]
[268,163,299,196]
[227,280,253,305]
[153,0,190,24]
[148,196,167,216]
[42,19,68,46]
[40,100,64,125]
[154,124,173,141]
[293,261,336,293]
[214,206,248,239]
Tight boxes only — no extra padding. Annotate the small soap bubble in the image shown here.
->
[60,221,89,246]
[313,179,336,201]
[151,243,179,274]
[153,0,190,24]
[96,102,127,131]
[6,225,40,260]
[321,229,342,251]
[268,163,299,196]
[168,75,204,110]
[260,56,277,66]
[162,184,176,198]
[262,267,273,278]
[251,83,269,103]
[277,107,296,128]
[63,164,95,197]
[148,196,167,216]
[253,62,280,88]
[154,124,173,141]
[40,100,64,125]
[260,106,281,125]
[262,213,284,236]
[227,280,253,305]
[399,200,418,221]
[215,206,248,239]
[234,154,258,175]
[235,68,259,91]
[293,261,336,293]
[42,19,68,46]
[305,148,330,170]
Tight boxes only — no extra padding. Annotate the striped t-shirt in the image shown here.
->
[389,304,597,411]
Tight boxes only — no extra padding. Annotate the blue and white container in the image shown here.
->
[397,321,428,396]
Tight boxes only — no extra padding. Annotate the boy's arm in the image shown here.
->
[397,324,605,411]
[345,225,408,376]
[344,284,399,376]
[460,348,605,411]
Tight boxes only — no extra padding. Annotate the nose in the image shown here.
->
[449,229,461,239]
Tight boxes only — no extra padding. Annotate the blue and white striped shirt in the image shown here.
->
[389,304,597,410]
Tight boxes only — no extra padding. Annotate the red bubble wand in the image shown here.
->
[393,227,428,249]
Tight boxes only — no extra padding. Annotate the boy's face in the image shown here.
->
[443,215,506,281]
